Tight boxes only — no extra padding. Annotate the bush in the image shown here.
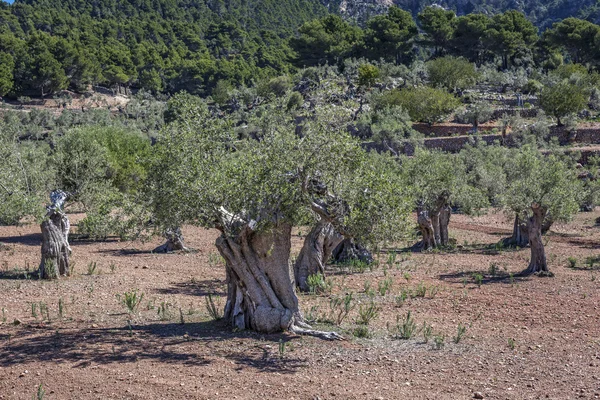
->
[523,79,543,95]
[258,76,291,98]
[370,106,420,151]
[374,87,460,125]
[286,91,304,110]
[539,81,588,125]
[454,102,494,128]
[358,64,380,88]
[426,56,478,92]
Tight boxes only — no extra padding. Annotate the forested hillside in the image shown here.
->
[2,0,600,99]
[332,0,600,29]
[0,0,327,96]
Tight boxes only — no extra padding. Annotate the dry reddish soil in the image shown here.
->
[1,209,600,400]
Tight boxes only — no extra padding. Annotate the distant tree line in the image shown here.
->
[292,7,600,71]
[1,0,600,98]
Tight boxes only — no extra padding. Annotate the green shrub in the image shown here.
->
[374,87,460,125]
[358,64,380,88]
[426,56,478,92]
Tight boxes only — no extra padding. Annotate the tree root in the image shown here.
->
[289,321,344,341]
[152,241,191,254]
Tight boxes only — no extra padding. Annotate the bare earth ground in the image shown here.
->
[1,209,600,400]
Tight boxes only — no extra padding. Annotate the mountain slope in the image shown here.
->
[328,0,600,29]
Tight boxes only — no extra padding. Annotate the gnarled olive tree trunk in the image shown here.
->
[525,205,549,274]
[503,213,554,248]
[294,221,343,292]
[153,227,188,253]
[502,214,529,248]
[331,238,373,264]
[416,201,451,251]
[216,222,341,339]
[39,191,71,279]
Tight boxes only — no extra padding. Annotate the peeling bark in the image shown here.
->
[294,221,343,292]
[153,227,188,253]
[39,191,70,279]
[216,221,342,339]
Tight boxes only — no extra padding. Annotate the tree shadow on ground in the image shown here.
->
[0,320,306,373]
[95,248,154,256]
[564,239,600,250]
[154,278,227,297]
[438,270,532,286]
[391,241,524,257]
[567,255,600,271]
[0,268,38,280]
[0,232,41,246]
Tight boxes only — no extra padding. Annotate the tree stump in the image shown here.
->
[39,191,71,279]
[153,227,189,253]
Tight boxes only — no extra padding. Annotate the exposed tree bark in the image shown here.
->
[39,190,70,279]
[439,205,451,245]
[503,213,554,248]
[502,214,529,248]
[417,209,436,250]
[524,205,550,275]
[415,197,451,251]
[331,238,373,264]
[216,217,341,339]
[294,220,343,292]
[153,227,188,253]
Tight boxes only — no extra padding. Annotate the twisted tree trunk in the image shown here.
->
[415,200,451,250]
[417,209,436,250]
[503,214,529,248]
[216,222,341,339]
[153,227,188,253]
[525,205,549,275]
[39,191,71,279]
[331,238,373,264]
[294,221,343,292]
[503,213,554,248]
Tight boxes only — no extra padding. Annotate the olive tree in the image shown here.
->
[294,148,412,291]
[426,56,479,93]
[0,127,54,226]
[52,126,151,240]
[502,147,581,274]
[147,104,412,337]
[402,149,487,250]
[539,81,588,126]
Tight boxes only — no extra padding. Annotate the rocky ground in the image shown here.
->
[0,209,599,399]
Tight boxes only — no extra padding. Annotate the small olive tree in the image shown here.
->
[294,146,412,291]
[502,147,581,274]
[0,128,54,225]
[539,81,588,126]
[402,149,487,250]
